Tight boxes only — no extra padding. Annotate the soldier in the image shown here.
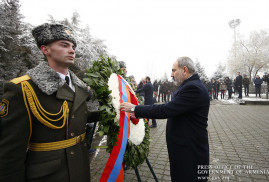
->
[0,23,98,182]
[129,75,137,88]
[119,61,127,76]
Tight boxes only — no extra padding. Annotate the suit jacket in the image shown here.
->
[135,74,210,182]
[0,62,97,182]
[136,82,154,105]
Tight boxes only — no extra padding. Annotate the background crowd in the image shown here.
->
[129,72,269,105]
[203,72,269,100]
[130,77,176,104]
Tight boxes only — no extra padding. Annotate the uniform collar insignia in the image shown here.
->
[0,99,9,117]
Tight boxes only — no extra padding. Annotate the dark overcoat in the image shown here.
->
[136,82,154,105]
[0,62,97,182]
[135,74,210,182]
[235,75,243,88]
[254,78,263,87]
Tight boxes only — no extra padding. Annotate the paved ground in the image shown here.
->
[89,98,269,182]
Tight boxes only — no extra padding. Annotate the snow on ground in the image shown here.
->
[212,93,269,105]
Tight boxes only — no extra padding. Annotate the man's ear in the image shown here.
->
[183,66,188,73]
[40,45,49,55]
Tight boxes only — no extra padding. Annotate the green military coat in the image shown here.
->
[0,62,96,182]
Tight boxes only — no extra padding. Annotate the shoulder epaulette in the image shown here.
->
[10,75,31,84]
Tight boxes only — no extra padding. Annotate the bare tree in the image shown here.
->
[227,30,269,82]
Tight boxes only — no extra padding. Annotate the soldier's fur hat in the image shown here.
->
[32,23,77,48]
[119,61,126,68]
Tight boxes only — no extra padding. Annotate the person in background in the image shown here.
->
[167,81,173,102]
[163,80,169,103]
[204,80,212,101]
[254,75,263,98]
[233,79,237,96]
[137,78,146,103]
[159,81,166,102]
[153,80,159,103]
[225,77,233,99]
[119,61,127,76]
[235,72,243,99]
[212,79,218,100]
[263,74,269,99]
[157,80,162,102]
[243,75,250,97]
[136,76,157,128]
[216,79,220,99]
[219,80,227,99]
[129,75,137,88]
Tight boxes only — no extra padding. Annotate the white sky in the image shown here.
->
[20,0,269,82]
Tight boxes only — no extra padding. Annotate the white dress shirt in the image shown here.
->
[57,72,75,92]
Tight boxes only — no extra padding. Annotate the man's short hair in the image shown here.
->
[145,76,150,81]
[176,57,195,74]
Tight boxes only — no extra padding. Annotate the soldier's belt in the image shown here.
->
[28,133,86,151]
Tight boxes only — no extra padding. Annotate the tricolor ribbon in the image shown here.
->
[100,74,139,182]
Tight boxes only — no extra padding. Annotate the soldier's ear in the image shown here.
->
[40,45,49,55]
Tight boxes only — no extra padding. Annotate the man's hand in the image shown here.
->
[129,112,137,120]
[120,102,135,112]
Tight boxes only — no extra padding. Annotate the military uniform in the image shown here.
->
[0,62,97,182]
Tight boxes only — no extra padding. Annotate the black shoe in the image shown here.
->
[149,125,157,128]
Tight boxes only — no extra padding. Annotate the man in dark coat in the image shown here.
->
[242,75,250,97]
[263,74,269,99]
[0,23,98,182]
[137,78,146,103]
[136,76,157,128]
[121,57,210,182]
[235,72,243,99]
[212,79,218,99]
[204,80,212,100]
[254,75,263,98]
[225,77,233,99]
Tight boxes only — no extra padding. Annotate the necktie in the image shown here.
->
[65,76,70,86]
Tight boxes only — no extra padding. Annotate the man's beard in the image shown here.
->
[173,77,183,86]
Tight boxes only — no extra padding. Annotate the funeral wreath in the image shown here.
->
[83,56,150,170]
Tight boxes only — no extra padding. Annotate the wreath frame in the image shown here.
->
[83,56,150,170]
